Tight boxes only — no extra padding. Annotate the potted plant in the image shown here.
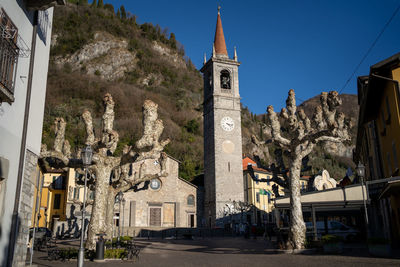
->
[321,234,344,254]
[368,237,391,257]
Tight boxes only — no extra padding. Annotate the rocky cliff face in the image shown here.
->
[53,31,187,82]
[54,32,134,80]
[45,3,204,181]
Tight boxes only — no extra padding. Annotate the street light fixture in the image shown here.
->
[78,145,92,267]
[356,162,369,228]
[116,191,123,246]
[122,198,126,237]
[356,162,365,180]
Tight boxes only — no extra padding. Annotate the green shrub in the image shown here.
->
[104,248,127,259]
[184,119,199,134]
[321,234,344,244]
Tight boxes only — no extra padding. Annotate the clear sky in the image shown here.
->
[107,0,400,114]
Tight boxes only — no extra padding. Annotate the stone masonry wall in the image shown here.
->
[13,150,38,267]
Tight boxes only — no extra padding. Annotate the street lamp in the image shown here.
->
[356,162,369,227]
[356,161,365,180]
[116,191,123,246]
[122,198,126,237]
[78,145,92,267]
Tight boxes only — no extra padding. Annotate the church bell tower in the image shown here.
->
[200,7,244,228]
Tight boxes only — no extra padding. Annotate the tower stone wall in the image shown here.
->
[201,10,244,227]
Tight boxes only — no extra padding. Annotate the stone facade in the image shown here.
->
[0,2,59,265]
[120,156,197,234]
[200,15,244,227]
[13,150,39,267]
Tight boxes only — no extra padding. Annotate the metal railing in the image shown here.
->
[0,35,19,97]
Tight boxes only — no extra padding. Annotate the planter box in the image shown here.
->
[368,244,391,258]
[323,242,343,254]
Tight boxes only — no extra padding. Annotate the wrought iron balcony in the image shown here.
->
[0,11,19,103]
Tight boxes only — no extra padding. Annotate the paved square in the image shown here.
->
[30,238,400,267]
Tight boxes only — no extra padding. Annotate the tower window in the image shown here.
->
[220,70,231,89]
[187,194,195,206]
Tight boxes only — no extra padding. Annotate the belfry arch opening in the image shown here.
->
[220,70,231,89]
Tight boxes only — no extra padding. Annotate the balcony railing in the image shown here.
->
[0,33,19,103]
[0,8,19,103]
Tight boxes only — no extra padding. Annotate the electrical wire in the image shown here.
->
[339,4,400,94]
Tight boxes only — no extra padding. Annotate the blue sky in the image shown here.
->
[107,0,400,114]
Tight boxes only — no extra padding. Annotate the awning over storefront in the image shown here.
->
[275,184,368,211]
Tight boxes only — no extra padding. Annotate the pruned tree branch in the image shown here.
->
[252,89,350,250]
[40,93,171,250]
[267,105,291,147]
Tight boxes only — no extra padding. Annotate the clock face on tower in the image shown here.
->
[221,116,234,131]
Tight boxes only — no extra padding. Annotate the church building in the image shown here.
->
[121,155,198,232]
[200,8,245,228]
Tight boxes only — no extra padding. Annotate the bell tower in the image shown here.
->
[200,7,244,228]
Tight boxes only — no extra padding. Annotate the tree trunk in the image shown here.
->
[86,165,112,250]
[288,156,306,250]
[105,188,117,241]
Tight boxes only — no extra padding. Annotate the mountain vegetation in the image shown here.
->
[43,1,203,180]
[43,1,358,182]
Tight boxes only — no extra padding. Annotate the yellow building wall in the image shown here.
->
[66,168,85,203]
[30,166,43,228]
[37,172,68,229]
[300,178,308,191]
[35,169,87,230]
[246,172,285,214]
[375,67,400,178]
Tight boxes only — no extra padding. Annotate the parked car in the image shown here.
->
[305,221,359,241]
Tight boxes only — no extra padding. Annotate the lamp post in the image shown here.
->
[116,191,123,246]
[78,145,92,267]
[356,162,369,229]
[122,198,126,237]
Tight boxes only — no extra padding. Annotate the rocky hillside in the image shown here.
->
[43,1,358,182]
[43,2,203,180]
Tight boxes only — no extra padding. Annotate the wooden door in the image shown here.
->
[149,207,161,226]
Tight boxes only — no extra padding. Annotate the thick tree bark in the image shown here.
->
[42,95,169,251]
[288,156,306,249]
[105,188,116,241]
[86,163,113,250]
[252,89,350,251]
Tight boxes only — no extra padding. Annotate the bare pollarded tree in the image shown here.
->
[251,89,350,250]
[41,94,169,249]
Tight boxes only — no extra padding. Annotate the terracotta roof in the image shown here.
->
[300,175,312,180]
[242,157,269,172]
[213,9,228,56]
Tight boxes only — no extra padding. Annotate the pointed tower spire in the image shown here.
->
[204,53,207,65]
[213,6,228,57]
[234,46,237,61]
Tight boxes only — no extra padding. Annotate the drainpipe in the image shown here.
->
[7,11,38,267]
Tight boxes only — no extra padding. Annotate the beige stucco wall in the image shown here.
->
[121,156,197,229]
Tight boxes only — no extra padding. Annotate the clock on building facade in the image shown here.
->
[200,8,244,228]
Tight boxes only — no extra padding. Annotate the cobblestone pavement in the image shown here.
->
[29,237,400,267]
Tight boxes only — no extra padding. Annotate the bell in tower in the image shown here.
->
[200,6,244,228]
